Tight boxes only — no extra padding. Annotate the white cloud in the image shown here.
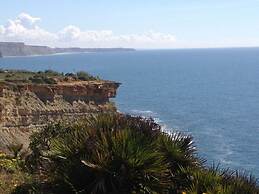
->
[0,13,176,48]
[0,25,5,34]
[58,25,81,41]
[16,12,41,29]
[0,13,56,45]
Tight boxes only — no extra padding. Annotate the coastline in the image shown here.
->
[0,42,136,58]
[0,50,136,58]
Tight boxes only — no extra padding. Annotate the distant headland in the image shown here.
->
[0,42,135,57]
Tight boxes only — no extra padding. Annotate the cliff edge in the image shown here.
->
[0,70,120,151]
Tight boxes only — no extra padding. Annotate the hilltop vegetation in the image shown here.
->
[0,69,100,85]
[0,114,258,194]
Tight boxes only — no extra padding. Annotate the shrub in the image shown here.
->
[43,70,61,77]
[181,166,259,194]
[17,114,259,194]
[0,169,32,194]
[64,73,75,77]
[29,75,57,84]
[24,114,201,193]
[76,71,97,81]
[0,151,32,194]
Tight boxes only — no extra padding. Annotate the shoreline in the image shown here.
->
[0,50,136,58]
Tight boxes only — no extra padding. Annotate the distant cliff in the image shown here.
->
[0,42,135,57]
[0,42,54,57]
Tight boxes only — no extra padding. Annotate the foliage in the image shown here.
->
[181,165,259,194]
[41,70,62,77]
[50,129,171,193]
[0,69,100,84]
[156,133,201,192]
[221,171,259,194]
[7,144,24,159]
[0,169,32,194]
[76,71,99,81]
[7,113,259,194]
[29,75,57,84]
[0,151,32,194]
[23,114,200,193]
[0,153,19,172]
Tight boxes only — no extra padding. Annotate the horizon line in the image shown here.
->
[1,41,259,50]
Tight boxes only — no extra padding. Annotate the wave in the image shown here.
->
[129,109,172,133]
[130,109,155,115]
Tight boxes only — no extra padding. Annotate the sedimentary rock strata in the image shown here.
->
[0,80,120,150]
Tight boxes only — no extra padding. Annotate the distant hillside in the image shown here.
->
[0,42,135,57]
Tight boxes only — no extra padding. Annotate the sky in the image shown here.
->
[0,0,259,48]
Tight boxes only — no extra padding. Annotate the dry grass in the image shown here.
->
[0,169,32,194]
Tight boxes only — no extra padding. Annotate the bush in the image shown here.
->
[24,114,200,193]
[29,75,57,84]
[64,73,75,77]
[182,166,259,194]
[16,114,259,194]
[76,71,97,81]
[0,151,32,194]
[43,70,61,77]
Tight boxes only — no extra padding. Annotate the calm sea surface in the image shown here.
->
[1,48,259,176]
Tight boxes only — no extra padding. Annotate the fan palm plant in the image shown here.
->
[182,165,259,194]
[23,113,259,194]
[24,114,172,193]
[156,132,201,192]
[221,171,259,194]
[49,128,172,193]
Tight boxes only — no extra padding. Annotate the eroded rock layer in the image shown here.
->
[0,80,120,150]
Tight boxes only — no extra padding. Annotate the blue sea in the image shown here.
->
[1,48,259,176]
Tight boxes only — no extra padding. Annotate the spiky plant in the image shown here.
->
[23,113,259,194]
[48,128,172,193]
[182,165,259,194]
[157,132,200,169]
[156,132,201,192]
[183,166,223,194]
[221,171,259,194]
[25,114,176,193]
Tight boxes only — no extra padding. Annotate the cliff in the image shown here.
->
[0,79,120,151]
[0,42,54,56]
[0,42,135,57]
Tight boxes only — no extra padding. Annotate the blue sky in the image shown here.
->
[0,0,259,48]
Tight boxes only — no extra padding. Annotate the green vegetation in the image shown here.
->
[0,148,32,194]
[0,69,99,84]
[76,71,99,81]
[0,114,257,194]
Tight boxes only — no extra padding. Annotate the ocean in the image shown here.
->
[1,48,259,176]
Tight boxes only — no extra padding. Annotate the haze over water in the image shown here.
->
[1,48,259,176]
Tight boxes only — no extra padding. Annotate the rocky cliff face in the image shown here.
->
[0,42,55,56]
[0,80,120,150]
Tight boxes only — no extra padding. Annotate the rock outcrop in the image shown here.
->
[0,80,120,150]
